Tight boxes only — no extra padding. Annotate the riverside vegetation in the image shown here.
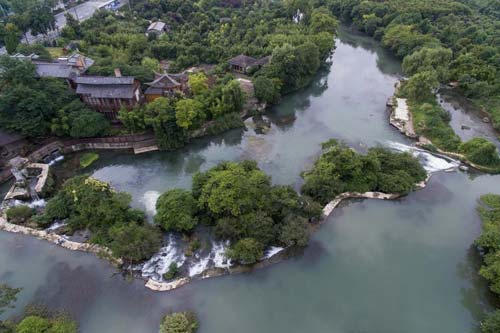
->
[0,283,78,333]
[329,0,500,169]
[475,194,500,332]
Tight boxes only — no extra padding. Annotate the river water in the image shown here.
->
[0,27,498,332]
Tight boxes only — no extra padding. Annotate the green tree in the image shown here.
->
[144,97,186,150]
[310,8,338,34]
[402,71,439,101]
[16,316,51,333]
[402,47,453,81]
[254,76,279,104]
[4,23,20,54]
[226,238,264,264]
[155,189,198,233]
[460,138,500,167]
[160,312,198,333]
[188,73,209,96]
[175,98,205,130]
[197,161,271,217]
[279,215,309,247]
[481,310,500,333]
[118,106,146,133]
[108,222,162,263]
[141,57,160,73]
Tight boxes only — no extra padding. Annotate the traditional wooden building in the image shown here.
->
[32,53,94,87]
[144,72,189,102]
[147,21,169,37]
[228,54,270,74]
[75,74,142,122]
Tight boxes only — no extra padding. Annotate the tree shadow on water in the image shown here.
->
[457,245,499,332]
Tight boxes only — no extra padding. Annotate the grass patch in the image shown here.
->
[46,47,64,58]
[79,152,99,168]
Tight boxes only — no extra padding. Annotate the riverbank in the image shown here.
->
[0,215,122,266]
[388,83,500,174]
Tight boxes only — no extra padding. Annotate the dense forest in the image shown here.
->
[327,0,500,168]
[475,194,500,332]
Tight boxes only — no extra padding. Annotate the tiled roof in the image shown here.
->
[76,76,137,99]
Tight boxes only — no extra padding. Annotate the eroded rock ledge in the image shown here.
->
[0,216,122,266]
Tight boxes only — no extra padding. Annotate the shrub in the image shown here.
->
[279,215,309,247]
[301,140,427,204]
[481,310,500,333]
[163,263,179,280]
[160,312,198,333]
[16,316,51,333]
[108,222,162,263]
[204,113,244,136]
[460,138,500,167]
[155,189,198,233]
[6,206,34,225]
[226,238,263,264]
[43,195,70,221]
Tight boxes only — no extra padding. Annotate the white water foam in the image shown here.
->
[212,241,232,268]
[188,255,211,277]
[10,199,47,208]
[139,234,186,281]
[48,155,64,166]
[386,141,460,173]
[188,241,232,277]
[45,220,67,232]
[263,246,284,260]
[140,190,161,217]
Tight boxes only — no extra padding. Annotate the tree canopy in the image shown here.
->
[301,139,427,204]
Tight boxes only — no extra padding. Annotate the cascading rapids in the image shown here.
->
[386,141,460,173]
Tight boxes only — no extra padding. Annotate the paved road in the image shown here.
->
[0,0,128,55]
[55,0,128,29]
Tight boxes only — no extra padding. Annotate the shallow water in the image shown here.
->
[0,27,497,333]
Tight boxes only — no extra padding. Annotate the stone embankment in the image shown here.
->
[387,81,498,173]
[388,97,417,138]
[322,191,401,217]
[0,215,122,266]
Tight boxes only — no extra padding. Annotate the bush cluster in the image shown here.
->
[301,140,427,205]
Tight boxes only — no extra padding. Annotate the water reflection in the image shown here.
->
[457,245,495,332]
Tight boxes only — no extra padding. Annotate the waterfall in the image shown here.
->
[386,141,460,173]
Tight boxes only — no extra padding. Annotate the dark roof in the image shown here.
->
[145,72,187,90]
[0,131,25,147]
[76,76,137,99]
[33,53,94,79]
[144,87,164,95]
[147,21,168,32]
[75,76,135,85]
[34,62,78,79]
[228,54,258,67]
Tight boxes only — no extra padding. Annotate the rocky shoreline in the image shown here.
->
[387,82,498,173]
[0,215,122,266]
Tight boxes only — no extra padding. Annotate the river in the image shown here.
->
[0,27,497,333]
